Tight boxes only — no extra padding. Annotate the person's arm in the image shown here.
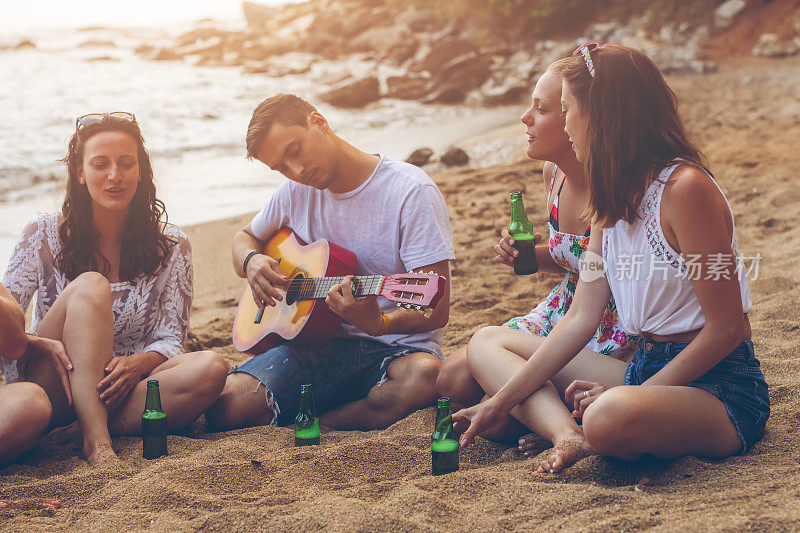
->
[232,225,289,309]
[0,282,28,359]
[453,225,611,446]
[642,167,748,386]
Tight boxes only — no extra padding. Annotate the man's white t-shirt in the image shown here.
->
[249,155,455,358]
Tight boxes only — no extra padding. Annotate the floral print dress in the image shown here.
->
[503,167,634,359]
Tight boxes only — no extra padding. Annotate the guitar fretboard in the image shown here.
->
[287,275,385,301]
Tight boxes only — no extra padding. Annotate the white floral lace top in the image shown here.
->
[1,213,193,384]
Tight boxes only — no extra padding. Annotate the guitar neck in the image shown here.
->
[293,275,385,301]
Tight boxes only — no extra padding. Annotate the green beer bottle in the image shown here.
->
[509,191,539,275]
[294,383,320,446]
[431,397,459,475]
[142,379,167,459]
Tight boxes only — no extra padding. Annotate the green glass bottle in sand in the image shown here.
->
[142,379,167,459]
[508,191,539,275]
[431,397,459,475]
[294,383,320,446]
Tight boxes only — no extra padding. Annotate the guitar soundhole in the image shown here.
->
[285,273,303,306]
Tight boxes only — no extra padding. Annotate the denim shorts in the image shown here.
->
[231,337,437,426]
[624,338,770,454]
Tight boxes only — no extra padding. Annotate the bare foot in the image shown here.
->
[535,432,595,474]
[83,441,118,465]
[518,433,538,455]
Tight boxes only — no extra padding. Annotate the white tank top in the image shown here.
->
[602,163,752,336]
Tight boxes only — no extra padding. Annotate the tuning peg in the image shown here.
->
[396,302,402,307]
[428,271,434,275]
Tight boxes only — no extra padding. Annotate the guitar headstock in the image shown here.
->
[379,271,446,312]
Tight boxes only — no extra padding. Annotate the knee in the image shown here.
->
[466,326,505,366]
[582,387,641,457]
[409,355,441,390]
[68,272,112,307]
[194,351,229,395]
[436,355,468,399]
[18,382,53,432]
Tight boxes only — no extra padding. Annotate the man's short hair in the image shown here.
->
[246,94,317,159]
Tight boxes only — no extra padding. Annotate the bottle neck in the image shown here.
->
[298,391,316,416]
[144,382,163,412]
[510,198,534,235]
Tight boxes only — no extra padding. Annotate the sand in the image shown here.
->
[3,55,800,531]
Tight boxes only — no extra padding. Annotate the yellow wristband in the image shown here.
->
[376,311,391,336]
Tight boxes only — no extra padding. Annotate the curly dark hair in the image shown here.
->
[58,115,176,281]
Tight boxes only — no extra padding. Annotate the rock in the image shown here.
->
[152,47,182,61]
[349,25,407,57]
[242,60,311,76]
[440,147,469,167]
[242,1,280,31]
[714,0,747,29]
[417,37,478,73]
[14,39,35,49]
[77,39,116,48]
[438,52,492,90]
[480,83,529,106]
[134,44,155,56]
[176,27,233,47]
[396,9,438,32]
[405,148,434,166]
[752,33,800,58]
[322,76,380,108]
[383,40,419,65]
[426,86,469,104]
[385,75,431,100]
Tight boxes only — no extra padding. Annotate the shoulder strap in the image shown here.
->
[546,164,560,210]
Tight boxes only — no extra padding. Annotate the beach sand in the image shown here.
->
[2,55,800,530]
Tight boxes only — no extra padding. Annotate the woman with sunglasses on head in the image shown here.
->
[2,113,228,464]
[436,59,633,456]
[452,44,769,473]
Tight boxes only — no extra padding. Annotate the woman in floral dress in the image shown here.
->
[436,60,633,453]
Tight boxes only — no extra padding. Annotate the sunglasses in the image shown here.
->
[76,112,136,131]
[573,41,599,78]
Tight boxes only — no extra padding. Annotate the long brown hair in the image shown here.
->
[561,45,705,228]
[58,115,175,281]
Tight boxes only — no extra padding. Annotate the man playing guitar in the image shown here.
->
[206,94,454,431]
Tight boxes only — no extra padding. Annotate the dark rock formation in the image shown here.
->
[405,148,434,167]
[322,76,380,108]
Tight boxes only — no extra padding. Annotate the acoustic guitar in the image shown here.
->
[232,228,446,355]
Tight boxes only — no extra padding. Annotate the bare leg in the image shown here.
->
[109,351,228,435]
[205,372,275,431]
[437,346,536,444]
[0,383,52,465]
[582,385,741,461]
[321,352,441,430]
[436,346,485,405]
[25,272,116,464]
[467,326,628,472]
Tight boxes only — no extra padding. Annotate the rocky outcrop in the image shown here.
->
[131,0,743,108]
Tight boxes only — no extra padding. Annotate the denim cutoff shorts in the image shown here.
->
[624,338,769,454]
[231,337,438,426]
